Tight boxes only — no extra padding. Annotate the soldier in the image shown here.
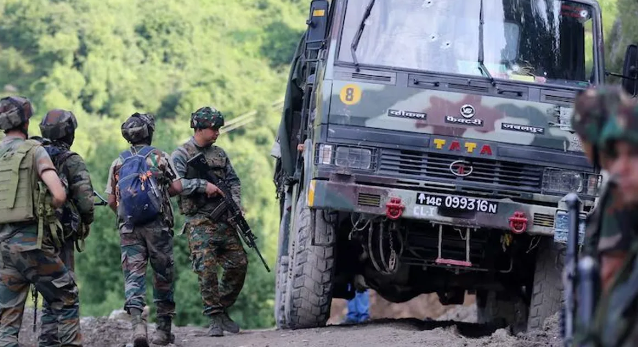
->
[171,106,248,337]
[583,89,638,346]
[105,113,182,347]
[571,85,636,292]
[35,109,95,346]
[0,96,81,346]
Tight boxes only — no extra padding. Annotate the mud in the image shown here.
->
[16,304,562,347]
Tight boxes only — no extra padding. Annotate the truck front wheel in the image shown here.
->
[527,238,564,331]
[279,191,336,329]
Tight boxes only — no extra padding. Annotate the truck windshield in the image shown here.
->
[339,0,597,87]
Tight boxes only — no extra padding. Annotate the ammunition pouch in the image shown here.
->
[36,181,63,250]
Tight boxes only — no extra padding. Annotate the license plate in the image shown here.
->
[553,211,586,245]
[415,193,498,214]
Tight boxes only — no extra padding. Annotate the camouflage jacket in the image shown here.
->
[105,145,179,231]
[583,181,635,256]
[0,135,58,251]
[171,137,241,221]
[588,239,638,347]
[38,139,95,232]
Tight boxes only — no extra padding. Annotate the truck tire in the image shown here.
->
[282,192,336,329]
[275,254,290,328]
[477,290,528,333]
[275,189,294,328]
[527,238,564,331]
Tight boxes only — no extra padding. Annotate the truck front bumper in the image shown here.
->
[307,179,587,237]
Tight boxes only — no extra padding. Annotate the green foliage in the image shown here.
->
[0,0,305,329]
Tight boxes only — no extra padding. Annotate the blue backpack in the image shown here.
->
[116,146,162,226]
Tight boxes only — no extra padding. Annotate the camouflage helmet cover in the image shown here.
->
[121,112,156,143]
[191,106,224,129]
[571,85,633,145]
[39,109,78,140]
[599,93,638,149]
[0,96,34,130]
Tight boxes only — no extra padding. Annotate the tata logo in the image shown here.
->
[450,160,473,177]
[460,105,475,118]
[433,139,493,156]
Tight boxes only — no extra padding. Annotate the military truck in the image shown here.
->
[272,0,638,332]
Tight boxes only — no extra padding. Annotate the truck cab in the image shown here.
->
[273,0,638,331]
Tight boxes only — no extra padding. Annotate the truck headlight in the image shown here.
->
[542,168,601,196]
[335,147,373,170]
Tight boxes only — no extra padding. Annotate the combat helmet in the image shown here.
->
[0,96,34,131]
[571,85,632,144]
[39,109,78,143]
[191,106,224,129]
[598,94,638,150]
[121,112,155,144]
[571,85,634,166]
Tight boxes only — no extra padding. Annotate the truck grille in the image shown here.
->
[379,149,543,193]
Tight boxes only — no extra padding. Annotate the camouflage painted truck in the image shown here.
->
[272,0,638,332]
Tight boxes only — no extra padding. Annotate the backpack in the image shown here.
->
[0,139,62,248]
[116,146,162,226]
[0,140,41,223]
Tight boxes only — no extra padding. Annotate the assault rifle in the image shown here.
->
[187,153,271,272]
[563,192,601,347]
[562,193,580,347]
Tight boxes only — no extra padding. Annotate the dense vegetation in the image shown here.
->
[1,0,307,329]
[0,0,632,329]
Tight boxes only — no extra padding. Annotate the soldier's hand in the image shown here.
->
[205,182,224,197]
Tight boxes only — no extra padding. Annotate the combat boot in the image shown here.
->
[220,311,240,333]
[130,308,149,347]
[208,314,224,337]
[151,317,175,346]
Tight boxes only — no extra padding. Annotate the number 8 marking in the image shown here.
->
[340,84,362,105]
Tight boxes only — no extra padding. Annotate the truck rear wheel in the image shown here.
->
[280,191,336,329]
[527,238,564,331]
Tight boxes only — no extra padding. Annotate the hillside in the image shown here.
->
[1,0,307,329]
[0,0,632,331]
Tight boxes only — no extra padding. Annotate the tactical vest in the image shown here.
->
[0,140,40,223]
[178,141,227,216]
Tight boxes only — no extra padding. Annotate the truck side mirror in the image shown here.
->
[622,44,638,96]
[305,0,329,51]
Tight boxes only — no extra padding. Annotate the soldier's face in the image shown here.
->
[608,141,638,203]
[201,127,220,143]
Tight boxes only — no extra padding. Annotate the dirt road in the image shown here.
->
[18,307,562,347]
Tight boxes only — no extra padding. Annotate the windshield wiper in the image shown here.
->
[351,0,376,72]
[478,0,496,86]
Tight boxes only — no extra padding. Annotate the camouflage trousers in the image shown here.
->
[120,222,175,318]
[185,219,248,316]
[39,238,76,346]
[0,242,81,347]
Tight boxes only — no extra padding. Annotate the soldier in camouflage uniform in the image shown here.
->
[105,113,182,347]
[0,97,81,346]
[171,106,248,337]
[571,86,637,292]
[581,90,638,347]
[35,108,95,346]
